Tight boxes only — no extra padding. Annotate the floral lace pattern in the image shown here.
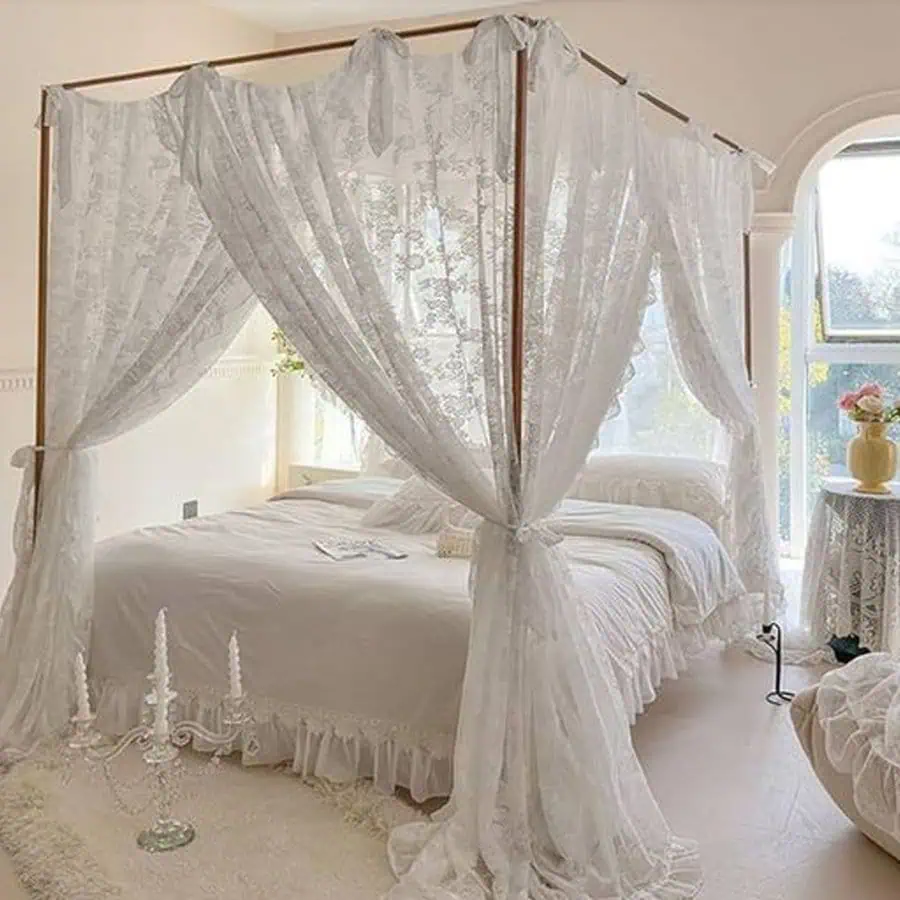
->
[168,20,702,896]
[0,14,778,900]
[814,653,900,844]
[803,487,900,653]
[0,88,255,752]
[644,137,782,616]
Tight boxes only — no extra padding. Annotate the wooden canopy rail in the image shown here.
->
[32,13,759,524]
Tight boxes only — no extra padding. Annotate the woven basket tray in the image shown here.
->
[436,520,475,559]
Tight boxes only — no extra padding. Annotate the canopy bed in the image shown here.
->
[0,14,782,900]
[88,472,748,803]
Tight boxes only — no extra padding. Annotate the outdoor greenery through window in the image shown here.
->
[779,139,900,556]
[819,145,900,339]
[597,293,719,458]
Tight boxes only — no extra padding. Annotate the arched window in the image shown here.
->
[781,138,900,556]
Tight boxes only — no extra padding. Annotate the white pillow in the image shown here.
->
[361,476,477,534]
[570,453,727,533]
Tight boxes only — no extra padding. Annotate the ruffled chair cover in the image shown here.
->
[814,653,900,844]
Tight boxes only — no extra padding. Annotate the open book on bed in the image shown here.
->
[313,538,408,561]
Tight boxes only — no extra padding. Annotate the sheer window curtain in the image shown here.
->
[648,129,782,622]
[170,16,699,898]
[0,89,256,752]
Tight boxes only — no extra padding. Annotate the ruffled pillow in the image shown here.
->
[361,476,478,534]
[570,453,727,534]
[792,653,900,861]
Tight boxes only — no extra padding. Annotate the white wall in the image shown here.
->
[0,1,277,589]
[93,307,277,540]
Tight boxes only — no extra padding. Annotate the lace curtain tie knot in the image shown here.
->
[512,520,563,547]
[347,27,410,157]
[10,444,73,468]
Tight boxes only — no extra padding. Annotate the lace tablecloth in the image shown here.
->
[802,479,900,653]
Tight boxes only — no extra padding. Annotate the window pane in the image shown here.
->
[819,152,900,336]
[596,302,719,458]
[806,362,900,500]
[290,378,363,471]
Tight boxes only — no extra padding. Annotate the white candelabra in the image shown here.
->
[69,608,257,853]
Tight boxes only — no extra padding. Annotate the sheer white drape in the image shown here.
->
[169,17,698,898]
[0,13,781,896]
[648,131,782,621]
[0,89,255,751]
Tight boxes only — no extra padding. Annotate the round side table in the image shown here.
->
[801,478,900,655]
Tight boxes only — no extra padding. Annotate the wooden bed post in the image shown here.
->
[743,230,753,384]
[511,47,528,461]
[32,14,769,519]
[33,87,52,535]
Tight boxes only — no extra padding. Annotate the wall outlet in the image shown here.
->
[182,499,199,520]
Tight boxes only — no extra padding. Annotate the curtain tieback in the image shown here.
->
[512,521,563,547]
[11,444,73,468]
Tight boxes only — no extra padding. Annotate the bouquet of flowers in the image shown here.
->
[838,383,900,424]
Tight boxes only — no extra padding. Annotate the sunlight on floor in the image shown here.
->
[780,556,805,630]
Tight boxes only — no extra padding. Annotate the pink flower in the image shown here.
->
[857,382,883,398]
[857,394,885,415]
[838,391,859,411]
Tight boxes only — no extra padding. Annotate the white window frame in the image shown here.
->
[787,178,900,558]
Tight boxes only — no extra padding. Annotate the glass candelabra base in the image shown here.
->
[67,692,258,855]
[137,818,196,853]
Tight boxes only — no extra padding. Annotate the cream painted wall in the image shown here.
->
[275,0,900,212]
[5,0,898,585]
[0,0,277,589]
[271,0,900,541]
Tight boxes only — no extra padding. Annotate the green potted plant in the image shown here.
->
[271,328,305,376]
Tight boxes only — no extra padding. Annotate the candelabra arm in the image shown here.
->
[82,724,154,764]
[68,627,257,854]
[170,720,242,751]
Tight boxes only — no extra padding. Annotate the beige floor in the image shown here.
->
[632,648,900,899]
[1,648,898,899]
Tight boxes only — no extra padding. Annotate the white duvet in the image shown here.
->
[90,478,746,797]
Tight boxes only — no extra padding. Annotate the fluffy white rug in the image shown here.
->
[0,749,427,899]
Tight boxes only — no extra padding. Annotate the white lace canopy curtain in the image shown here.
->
[648,130,782,617]
[0,89,256,751]
[168,15,697,898]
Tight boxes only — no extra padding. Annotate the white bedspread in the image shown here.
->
[90,479,746,799]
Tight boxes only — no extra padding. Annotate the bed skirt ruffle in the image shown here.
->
[91,679,455,802]
[90,602,735,802]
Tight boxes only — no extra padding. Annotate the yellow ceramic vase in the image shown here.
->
[847,422,897,494]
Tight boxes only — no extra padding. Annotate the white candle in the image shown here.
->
[228,632,243,702]
[74,652,91,720]
[153,608,170,742]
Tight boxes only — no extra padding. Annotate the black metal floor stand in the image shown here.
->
[757,622,795,705]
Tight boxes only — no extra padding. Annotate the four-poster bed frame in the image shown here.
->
[31,13,765,522]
